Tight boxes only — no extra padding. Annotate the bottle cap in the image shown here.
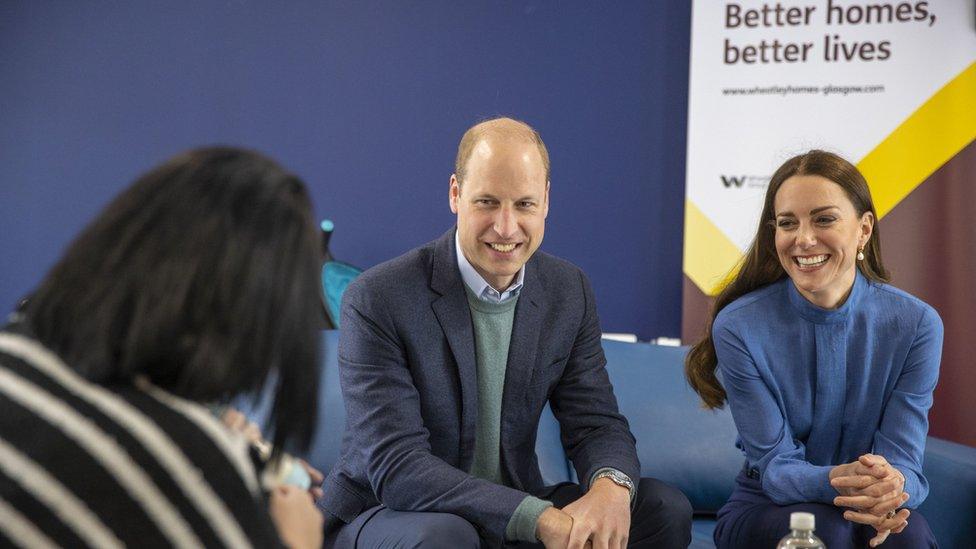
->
[790,512,815,530]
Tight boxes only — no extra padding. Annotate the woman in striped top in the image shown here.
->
[0,147,325,548]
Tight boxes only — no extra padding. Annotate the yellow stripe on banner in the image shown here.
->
[684,62,975,296]
[683,200,743,296]
[859,61,976,218]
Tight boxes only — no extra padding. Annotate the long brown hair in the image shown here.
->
[685,150,890,409]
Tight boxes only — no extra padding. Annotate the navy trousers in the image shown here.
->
[326,477,692,548]
[714,471,938,548]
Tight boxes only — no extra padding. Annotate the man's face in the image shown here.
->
[450,138,549,291]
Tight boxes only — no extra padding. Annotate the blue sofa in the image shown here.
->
[253,331,976,547]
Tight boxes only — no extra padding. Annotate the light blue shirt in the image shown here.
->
[455,231,524,303]
[714,272,942,507]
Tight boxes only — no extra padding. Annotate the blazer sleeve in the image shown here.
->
[714,316,836,505]
[337,278,529,540]
[871,305,942,508]
[549,270,640,488]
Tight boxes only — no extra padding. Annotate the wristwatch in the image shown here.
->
[593,469,635,500]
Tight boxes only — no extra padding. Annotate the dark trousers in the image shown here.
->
[325,477,692,548]
[714,471,938,548]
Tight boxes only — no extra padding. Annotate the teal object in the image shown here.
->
[322,260,360,328]
[281,458,312,489]
[318,218,361,328]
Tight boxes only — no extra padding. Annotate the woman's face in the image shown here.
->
[773,175,873,309]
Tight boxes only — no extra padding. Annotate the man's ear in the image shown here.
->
[543,180,550,219]
[449,174,460,214]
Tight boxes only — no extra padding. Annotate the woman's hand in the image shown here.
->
[222,408,325,500]
[220,408,264,445]
[299,459,325,501]
[843,508,910,547]
[270,485,324,549]
[831,455,906,510]
[830,454,909,546]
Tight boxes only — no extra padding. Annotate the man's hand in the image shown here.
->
[560,477,630,549]
[536,507,575,548]
[830,454,909,546]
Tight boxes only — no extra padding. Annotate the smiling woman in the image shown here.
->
[684,150,942,549]
[771,173,876,309]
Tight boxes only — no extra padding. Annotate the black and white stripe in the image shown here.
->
[0,433,125,548]
[0,331,282,548]
[0,496,58,549]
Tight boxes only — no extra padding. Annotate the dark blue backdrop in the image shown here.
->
[0,1,691,340]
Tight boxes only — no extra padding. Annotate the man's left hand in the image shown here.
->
[561,477,630,549]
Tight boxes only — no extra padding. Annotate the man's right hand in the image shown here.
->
[536,507,593,549]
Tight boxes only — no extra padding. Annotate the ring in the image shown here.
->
[886,509,897,519]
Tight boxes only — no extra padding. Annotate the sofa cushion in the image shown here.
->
[601,340,743,513]
[917,437,976,548]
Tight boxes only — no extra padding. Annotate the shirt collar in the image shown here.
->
[786,269,865,324]
[455,230,524,304]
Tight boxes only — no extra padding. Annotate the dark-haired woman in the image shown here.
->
[0,148,324,548]
[686,151,941,548]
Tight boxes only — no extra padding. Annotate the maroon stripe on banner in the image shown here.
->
[681,276,713,346]
[881,139,976,448]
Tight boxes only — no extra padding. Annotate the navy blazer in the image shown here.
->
[321,229,639,544]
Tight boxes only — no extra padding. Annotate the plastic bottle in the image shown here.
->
[776,512,826,548]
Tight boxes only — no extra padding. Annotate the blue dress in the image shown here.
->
[711,272,942,548]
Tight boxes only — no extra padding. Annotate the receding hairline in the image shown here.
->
[454,117,550,184]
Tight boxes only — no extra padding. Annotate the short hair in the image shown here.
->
[25,147,322,451]
[454,116,551,185]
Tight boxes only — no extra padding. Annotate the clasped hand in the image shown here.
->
[830,454,909,547]
[536,477,631,549]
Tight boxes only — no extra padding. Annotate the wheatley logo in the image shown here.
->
[720,174,770,189]
[721,175,746,188]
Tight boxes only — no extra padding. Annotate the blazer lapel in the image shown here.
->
[500,257,545,488]
[430,229,479,470]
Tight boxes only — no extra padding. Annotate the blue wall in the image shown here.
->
[0,1,691,340]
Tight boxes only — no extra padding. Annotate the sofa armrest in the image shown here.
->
[918,436,976,548]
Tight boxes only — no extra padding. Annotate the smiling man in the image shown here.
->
[321,117,691,548]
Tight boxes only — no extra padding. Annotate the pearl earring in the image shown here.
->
[857,248,865,261]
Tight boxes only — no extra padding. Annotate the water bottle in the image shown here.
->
[777,512,826,548]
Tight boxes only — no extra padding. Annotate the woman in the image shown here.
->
[0,147,324,548]
[685,151,941,548]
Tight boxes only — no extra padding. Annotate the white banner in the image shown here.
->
[684,0,976,294]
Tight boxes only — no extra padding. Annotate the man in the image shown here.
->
[321,117,692,548]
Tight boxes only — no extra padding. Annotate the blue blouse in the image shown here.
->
[713,272,943,508]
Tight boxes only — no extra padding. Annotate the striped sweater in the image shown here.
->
[0,326,282,548]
